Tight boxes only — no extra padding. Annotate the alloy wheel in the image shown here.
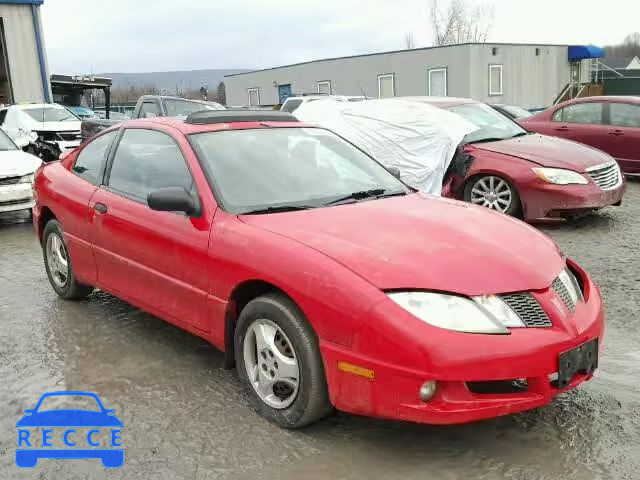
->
[469,176,513,213]
[242,318,300,409]
[46,233,69,288]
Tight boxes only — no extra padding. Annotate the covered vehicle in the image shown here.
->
[0,103,81,162]
[0,128,42,214]
[294,99,477,195]
[298,97,625,221]
[34,111,603,427]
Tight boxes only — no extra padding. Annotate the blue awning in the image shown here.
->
[568,45,605,61]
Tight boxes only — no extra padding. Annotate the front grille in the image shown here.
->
[500,292,552,327]
[58,131,82,141]
[587,162,621,191]
[552,277,576,313]
[0,176,20,186]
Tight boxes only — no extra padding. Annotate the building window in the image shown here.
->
[248,88,260,106]
[377,74,395,98]
[317,81,331,95]
[427,68,447,96]
[489,65,503,96]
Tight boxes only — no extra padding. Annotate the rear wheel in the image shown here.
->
[235,293,332,428]
[42,219,93,300]
[464,175,521,216]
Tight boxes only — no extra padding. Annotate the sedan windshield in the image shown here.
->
[501,105,533,119]
[23,107,79,122]
[0,128,17,151]
[448,103,527,143]
[190,127,409,213]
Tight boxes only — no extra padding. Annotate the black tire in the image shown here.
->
[235,292,332,428]
[42,219,93,300]
[464,174,521,217]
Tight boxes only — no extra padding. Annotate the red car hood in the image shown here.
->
[472,134,612,171]
[241,194,564,295]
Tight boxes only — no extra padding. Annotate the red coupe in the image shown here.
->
[33,111,603,427]
[520,96,640,175]
[408,97,625,221]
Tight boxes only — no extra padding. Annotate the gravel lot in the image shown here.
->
[1,183,639,480]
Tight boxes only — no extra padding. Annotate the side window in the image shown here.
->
[107,129,195,203]
[553,103,603,124]
[139,101,161,118]
[73,130,118,184]
[609,103,640,128]
[0,109,7,125]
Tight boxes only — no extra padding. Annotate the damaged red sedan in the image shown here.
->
[33,111,603,427]
[414,98,626,222]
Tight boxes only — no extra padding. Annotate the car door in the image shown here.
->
[606,102,640,174]
[549,102,610,153]
[53,130,119,286]
[90,126,212,332]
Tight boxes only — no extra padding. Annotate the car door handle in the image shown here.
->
[94,202,108,214]
[608,130,625,136]
[554,126,569,131]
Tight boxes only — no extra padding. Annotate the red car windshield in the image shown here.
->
[190,127,408,213]
[448,103,528,144]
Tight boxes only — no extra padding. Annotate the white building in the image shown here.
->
[0,0,51,104]
[225,43,604,109]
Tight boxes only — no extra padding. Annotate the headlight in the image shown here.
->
[558,268,583,303]
[532,168,588,185]
[387,291,526,334]
[19,173,35,184]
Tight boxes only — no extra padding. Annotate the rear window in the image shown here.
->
[164,99,224,117]
[281,99,303,112]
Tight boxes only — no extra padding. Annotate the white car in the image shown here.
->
[0,128,42,214]
[280,95,366,113]
[0,103,82,160]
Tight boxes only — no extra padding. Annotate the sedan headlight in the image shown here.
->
[19,173,35,184]
[387,291,526,334]
[532,168,588,185]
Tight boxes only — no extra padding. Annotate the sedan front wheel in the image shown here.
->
[464,175,521,216]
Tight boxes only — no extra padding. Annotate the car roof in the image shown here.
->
[120,114,309,135]
[559,95,640,106]
[399,96,479,108]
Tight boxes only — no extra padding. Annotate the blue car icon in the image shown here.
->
[16,391,123,468]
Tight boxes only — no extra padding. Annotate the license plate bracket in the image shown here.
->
[557,338,598,389]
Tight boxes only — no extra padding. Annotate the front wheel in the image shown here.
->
[464,175,521,217]
[235,293,332,428]
[42,219,93,300]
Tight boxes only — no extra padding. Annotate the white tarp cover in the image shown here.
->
[294,98,478,195]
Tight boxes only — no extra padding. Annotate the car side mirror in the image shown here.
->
[387,166,401,179]
[147,187,197,215]
[24,409,34,414]
[105,409,115,415]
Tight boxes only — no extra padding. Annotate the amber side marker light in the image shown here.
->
[337,361,375,380]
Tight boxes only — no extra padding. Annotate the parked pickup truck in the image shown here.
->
[81,95,225,140]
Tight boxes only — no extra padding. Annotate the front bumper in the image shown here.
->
[521,177,625,221]
[320,268,604,425]
[0,183,34,213]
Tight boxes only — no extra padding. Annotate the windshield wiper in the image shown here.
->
[510,132,531,138]
[325,188,407,206]
[241,205,314,215]
[468,137,507,144]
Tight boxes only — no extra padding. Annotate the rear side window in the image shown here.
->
[107,129,195,203]
[609,103,640,127]
[553,103,603,124]
[139,101,161,118]
[73,130,117,184]
[281,99,303,112]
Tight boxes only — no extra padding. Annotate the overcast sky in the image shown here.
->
[41,0,640,74]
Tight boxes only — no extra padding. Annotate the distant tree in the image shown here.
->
[405,32,415,49]
[429,0,494,46]
[216,81,226,105]
[604,32,640,60]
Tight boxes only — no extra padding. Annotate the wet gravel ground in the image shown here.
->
[1,184,640,480]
